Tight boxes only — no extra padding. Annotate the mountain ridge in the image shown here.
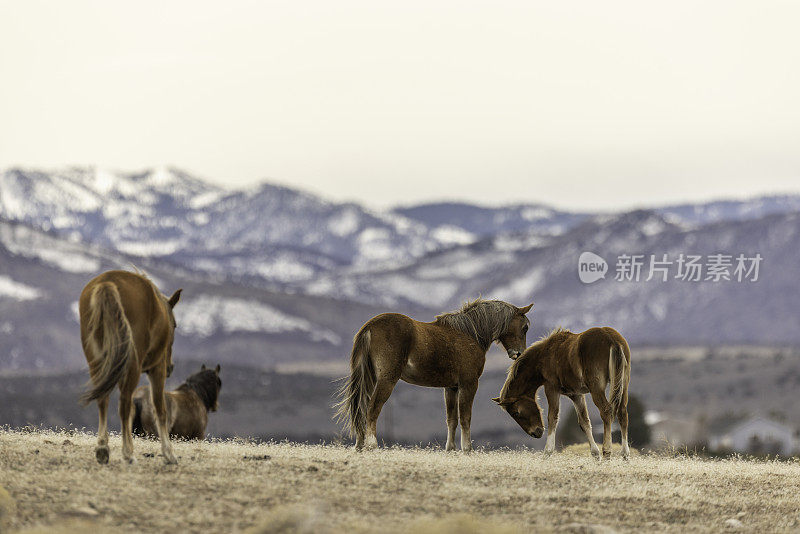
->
[1,165,800,370]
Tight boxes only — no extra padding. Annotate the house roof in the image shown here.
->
[711,416,795,438]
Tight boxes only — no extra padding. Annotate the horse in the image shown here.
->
[334,298,533,452]
[79,270,182,465]
[492,327,632,459]
[132,364,222,440]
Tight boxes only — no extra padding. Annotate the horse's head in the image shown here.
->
[498,302,533,359]
[492,395,544,438]
[198,363,222,411]
[164,288,182,377]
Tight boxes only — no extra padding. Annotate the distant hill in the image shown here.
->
[1,166,800,370]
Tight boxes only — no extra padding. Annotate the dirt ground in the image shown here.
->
[1,429,799,533]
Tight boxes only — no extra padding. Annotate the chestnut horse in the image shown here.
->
[335,299,533,452]
[493,327,631,459]
[79,270,182,464]
[133,364,222,440]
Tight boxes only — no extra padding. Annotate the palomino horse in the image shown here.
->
[79,270,182,464]
[493,327,631,459]
[133,364,222,440]
[335,299,533,452]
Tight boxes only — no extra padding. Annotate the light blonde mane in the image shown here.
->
[435,298,519,351]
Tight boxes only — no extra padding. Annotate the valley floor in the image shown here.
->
[1,430,799,533]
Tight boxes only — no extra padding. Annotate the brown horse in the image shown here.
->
[334,299,533,452]
[79,270,182,464]
[132,364,222,440]
[493,327,631,459]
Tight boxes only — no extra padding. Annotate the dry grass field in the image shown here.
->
[1,429,799,533]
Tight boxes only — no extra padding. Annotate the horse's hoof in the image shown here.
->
[162,455,178,465]
[543,449,554,458]
[461,447,473,454]
[603,451,612,460]
[591,449,601,460]
[124,456,137,465]
[95,447,109,464]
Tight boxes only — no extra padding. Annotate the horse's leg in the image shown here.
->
[457,383,477,452]
[444,387,458,451]
[364,376,398,450]
[95,395,110,464]
[543,385,560,457]
[617,389,630,460]
[589,385,614,459]
[148,362,178,464]
[118,377,137,464]
[569,394,600,459]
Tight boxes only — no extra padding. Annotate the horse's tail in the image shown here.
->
[333,327,374,441]
[608,342,626,411]
[79,282,135,405]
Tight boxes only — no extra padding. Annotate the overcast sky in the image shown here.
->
[1,1,798,210]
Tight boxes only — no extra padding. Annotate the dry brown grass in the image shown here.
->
[1,429,799,533]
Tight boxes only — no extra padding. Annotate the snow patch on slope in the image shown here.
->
[491,268,545,302]
[328,208,361,236]
[0,276,43,301]
[178,295,340,344]
[431,225,476,246]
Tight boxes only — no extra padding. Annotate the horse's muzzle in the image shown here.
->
[530,427,544,439]
[507,349,522,360]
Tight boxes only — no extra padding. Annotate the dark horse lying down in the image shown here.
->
[335,298,533,452]
[133,364,222,440]
[494,327,632,459]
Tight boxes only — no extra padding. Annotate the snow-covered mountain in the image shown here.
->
[392,202,590,237]
[2,165,800,370]
[298,208,800,344]
[0,167,472,286]
[0,217,399,371]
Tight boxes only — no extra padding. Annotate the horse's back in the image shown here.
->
[576,327,631,377]
[80,270,158,339]
[361,312,417,347]
[577,327,626,350]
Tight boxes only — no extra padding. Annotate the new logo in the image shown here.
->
[578,252,608,284]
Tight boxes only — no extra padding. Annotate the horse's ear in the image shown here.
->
[201,364,206,371]
[215,364,221,374]
[518,302,534,315]
[168,288,182,308]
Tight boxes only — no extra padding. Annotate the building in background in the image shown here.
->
[709,416,798,456]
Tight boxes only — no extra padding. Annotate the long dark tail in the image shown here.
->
[79,282,135,405]
[333,328,374,440]
[608,343,626,410]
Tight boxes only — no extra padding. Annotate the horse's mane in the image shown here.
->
[499,326,571,399]
[435,298,519,350]
[130,266,162,300]
[180,370,221,411]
